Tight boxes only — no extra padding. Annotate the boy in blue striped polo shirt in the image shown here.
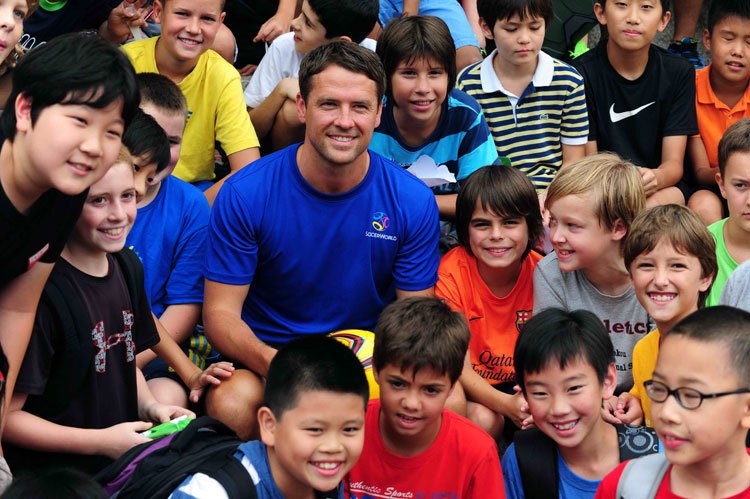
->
[456,0,589,193]
[369,15,499,219]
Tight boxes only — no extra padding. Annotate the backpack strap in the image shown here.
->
[615,453,670,499]
[513,427,559,499]
[615,424,660,461]
[37,270,94,418]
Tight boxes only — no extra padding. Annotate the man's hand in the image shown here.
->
[638,167,659,197]
[97,421,152,459]
[187,361,235,403]
[254,12,294,43]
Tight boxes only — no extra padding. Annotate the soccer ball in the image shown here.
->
[329,329,379,399]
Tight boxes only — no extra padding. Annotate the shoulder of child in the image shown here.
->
[594,460,630,499]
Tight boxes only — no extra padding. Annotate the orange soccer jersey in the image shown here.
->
[436,246,541,386]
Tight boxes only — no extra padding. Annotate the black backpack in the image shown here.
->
[95,416,255,499]
[514,423,660,499]
[38,248,144,419]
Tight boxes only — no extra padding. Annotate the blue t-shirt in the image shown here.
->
[502,443,601,499]
[171,440,283,498]
[370,88,499,195]
[204,145,440,344]
[126,175,209,317]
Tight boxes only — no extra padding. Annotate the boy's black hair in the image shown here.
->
[263,335,369,419]
[308,0,379,44]
[4,468,105,499]
[456,164,544,261]
[1,32,139,140]
[377,16,456,104]
[597,0,670,15]
[514,308,614,394]
[707,0,750,34]
[669,306,750,386]
[477,0,554,33]
[373,296,470,384]
[121,109,171,174]
[718,118,750,177]
[299,41,386,103]
[136,72,188,116]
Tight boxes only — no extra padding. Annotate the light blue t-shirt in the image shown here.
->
[204,145,440,344]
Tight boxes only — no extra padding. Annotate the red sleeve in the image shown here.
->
[595,461,629,499]
[464,442,507,498]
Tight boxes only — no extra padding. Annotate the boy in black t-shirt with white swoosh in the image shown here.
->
[573,0,697,208]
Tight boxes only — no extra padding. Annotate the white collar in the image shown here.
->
[480,49,555,95]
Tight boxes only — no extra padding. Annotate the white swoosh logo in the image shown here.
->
[609,102,656,123]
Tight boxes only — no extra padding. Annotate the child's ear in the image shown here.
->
[702,28,712,52]
[593,3,607,26]
[698,271,714,293]
[14,92,33,133]
[601,363,618,401]
[152,0,164,24]
[257,406,278,446]
[656,10,671,33]
[716,171,728,199]
[740,394,750,430]
[372,368,381,386]
[478,18,494,40]
[333,35,353,43]
[610,218,627,242]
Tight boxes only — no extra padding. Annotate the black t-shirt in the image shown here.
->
[572,42,698,169]
[0,181,86,288]
[19,0,121,51]
[7,255,160,475]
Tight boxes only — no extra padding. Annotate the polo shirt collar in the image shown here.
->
[480,49,555,95]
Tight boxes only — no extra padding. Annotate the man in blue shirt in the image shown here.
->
[202,41,440,440]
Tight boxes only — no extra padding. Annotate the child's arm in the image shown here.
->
[136,367,196,423]
[149,314,234,403]
[135,303,200,368]
[639,135,687,198]
[0,262,54,436]
[402,0,420,16]
[688,136,715,186]
[3,392,152,460]
[561,143,586,166]
[435,194,458,218]
[204,148,261,207]
[253,0,300,43]
[248,77,300,140]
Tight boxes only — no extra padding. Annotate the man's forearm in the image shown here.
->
[204,308,276,376]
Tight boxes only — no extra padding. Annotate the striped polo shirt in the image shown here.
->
[457,50,589,191]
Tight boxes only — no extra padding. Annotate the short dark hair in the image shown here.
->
[1,32,139,141]
[308,0,378,44]
[718,118,750,177]
[373,297,469,384]
[707,0,750,34]
[376,16,456,104]
[299,41,386,103]
[456,164,544,260]
[514,308,614,394]
[597,0,669,15]
[122,109,171,174]
[263,335,369,419]
[3,468,105,499]
[669,306,750,386]
[136,72,187,117]
[477,0,554,33]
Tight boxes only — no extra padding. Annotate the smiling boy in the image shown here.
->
[346,297,506,498]
[123,0,260,205]
[573,0,696,207]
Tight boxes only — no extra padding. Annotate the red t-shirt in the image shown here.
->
[436,247,541,385]
[595,450,750,498]
[345,399,506,498]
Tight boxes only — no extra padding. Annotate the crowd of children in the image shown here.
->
[0,0,749,497]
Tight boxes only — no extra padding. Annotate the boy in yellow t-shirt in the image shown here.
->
[123,0,260,206]
[603,205,716,427]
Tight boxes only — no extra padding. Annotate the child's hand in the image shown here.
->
[254,12,293,43]
[188,361,235,403]
[141,402,196,424]
[278,77,300,101]
[98,421,152,459]
[513,384,535,430]
[602,392,644,425]
[104,0,150,43]
[638,168,658,197]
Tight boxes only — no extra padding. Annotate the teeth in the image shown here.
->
[314,462,339,470]
[553,421,576,430]
[101,228,124,236]
[400,414,418,422]
[331,136,354,142]
[180,38,199,45]
[650,293,675,302]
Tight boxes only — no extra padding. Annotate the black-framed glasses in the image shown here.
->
[644,380,750,410]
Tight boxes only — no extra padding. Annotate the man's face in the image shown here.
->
[296,64,382,173]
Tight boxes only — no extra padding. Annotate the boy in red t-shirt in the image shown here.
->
[436,165,543,438]
[596,306,750,499]
[345,297,506,498]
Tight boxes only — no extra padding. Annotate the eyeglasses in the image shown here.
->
[644,380,750,410]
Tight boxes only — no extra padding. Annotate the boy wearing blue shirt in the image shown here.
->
[126,73,214,408]
[370,15,498,219]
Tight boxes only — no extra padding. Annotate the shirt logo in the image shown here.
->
[27,243,49,270]
[516,310,531,332]
[365,211,397,242]
[609,102,655,123]
[91,310,135,373]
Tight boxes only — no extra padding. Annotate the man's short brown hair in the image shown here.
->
[373,297,469,384]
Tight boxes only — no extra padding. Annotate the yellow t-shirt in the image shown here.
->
[123,37,260,183]
[629,328,660,427]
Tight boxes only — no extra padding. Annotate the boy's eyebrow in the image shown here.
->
[652,370,708,387]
